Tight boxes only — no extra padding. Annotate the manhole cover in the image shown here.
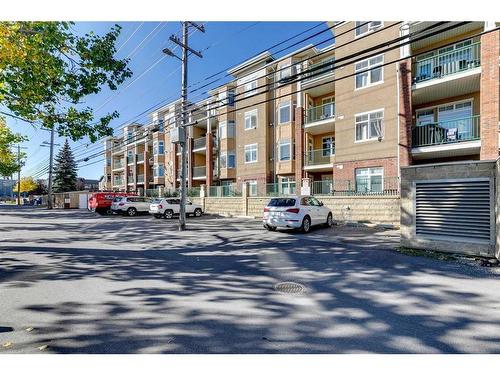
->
[274,281,306,294]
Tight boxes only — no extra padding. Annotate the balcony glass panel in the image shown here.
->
[412,115,480,147]
[304,147,335,166]
[305,102,335,124]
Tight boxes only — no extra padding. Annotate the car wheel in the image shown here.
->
[106,208,112,215]
[265,225,276,231]
[164,209,174,219]
[301,216,311,233]
[194,208,202,217]
[127,207,137,217]
[326,213,333,227]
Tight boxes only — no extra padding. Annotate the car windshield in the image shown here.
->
[112,197,123,202]
[268,198,296,207]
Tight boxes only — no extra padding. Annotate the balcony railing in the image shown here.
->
[413,41,480,84]
[113,179,123,186]
[412,115,480,147]
[208,184,242,197]
[127,156,134,164]
[137,174,144,183]
[136,154,144,163]
[304,58,335,82]
[311,177,400,196]
[305,102,335,124]
[113,160,124,169]
[193,137,206,150]
[193,166,206,178]
[304,147,335,166]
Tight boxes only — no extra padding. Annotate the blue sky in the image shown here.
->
[5,21,334,180]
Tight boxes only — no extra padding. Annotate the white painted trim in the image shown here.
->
[412,67,481,91]
[304,163,334,171]
[411,140,481,154]
[354,108,385,142]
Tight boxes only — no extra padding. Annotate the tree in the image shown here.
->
[0,116,26,177]
[53,139,77,192]
[0,22,132,141]
[12,176,37,194]
[32,179,48,195]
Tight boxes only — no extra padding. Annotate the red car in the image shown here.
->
[88,192,136,215]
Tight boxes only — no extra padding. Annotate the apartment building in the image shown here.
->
[103,21,500,196]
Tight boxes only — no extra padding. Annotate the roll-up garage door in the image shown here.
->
[415,179,492,242]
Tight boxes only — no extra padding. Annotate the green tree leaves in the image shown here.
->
[53,139,78,192]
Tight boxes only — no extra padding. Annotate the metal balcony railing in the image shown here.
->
[193,166,206,178]
[303,58,335,82]
[311,177,400,196]
[304,147,335,166]
[193,137,207,150]
[305,102,335,124]
[412,115,480,147]
[413,41,480,84]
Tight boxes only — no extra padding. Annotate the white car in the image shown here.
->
[149,198,203,219]
[263,195,333,233]
[111,196,151,216]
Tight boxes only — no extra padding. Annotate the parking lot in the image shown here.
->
[1,205,499,353]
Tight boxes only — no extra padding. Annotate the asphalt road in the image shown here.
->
[0,205,499,353]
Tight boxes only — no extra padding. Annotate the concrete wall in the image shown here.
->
[194,194,400,225]
[401,160,497,258]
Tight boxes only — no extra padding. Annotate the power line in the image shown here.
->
[116,22,145,53]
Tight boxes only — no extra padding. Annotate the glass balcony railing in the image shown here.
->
[304,147,335,166]
[193,166,206,178]
[136,154,144,163]
[193,137,207,150]
[305,103,335,124]
[137,174,144,183]
[113,160,124,169]
[413,41,480,84]
[304,58,335,82]
[412,115,480,147]
[113,178,123,186]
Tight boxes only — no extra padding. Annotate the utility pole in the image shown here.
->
[164,21,204,231]
[16,144,21,205]
[40,128,59,209]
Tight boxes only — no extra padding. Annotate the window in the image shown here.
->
[279,140,291,161]
[127,150,133,164]
[127,130,134,140]
[106,157,111,166]
[244,80,258,96]
[247,180,257,196]
[158,141,164,154]
[322,137,335,156]
[244,144,258,163]
[220,152,235,169]
[355,167,383,193]
[219,90,235,106]
[355,21,383,37]
[280,177,296,195]
[154,163,165,177]
[279,64,292,81]
[244,110,258,130]
[278,102,291,124]
[153,141,158,155]
[355,54,383,89]
[355,110,384,141]
[416,109,435,126]
[219,121,235,139]
[158,120,164,133]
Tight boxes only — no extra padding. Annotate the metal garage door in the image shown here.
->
[415,178,492,242]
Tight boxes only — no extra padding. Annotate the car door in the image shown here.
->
[170,199,181,214]
[308,196,323,225]
[185,200,195,214]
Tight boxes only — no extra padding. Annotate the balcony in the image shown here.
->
[136,154,144,163]
[304,103,335,134]
[412,41,481,105]
[311,177,400,196]
[302,58,335,96]
[112,160,125,170]
[304,148,335,171]
[193,166,206,179]
[137,174,144,183]
[193,137,207,152]
[127,156,134,165]
[412,115,481,160]
[113,178,124,186]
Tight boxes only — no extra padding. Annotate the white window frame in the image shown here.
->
[244,143,258,164]
[355,21,383,38]
[354,108,384,143]
[247,180,258,197]
[153,141,158,155]
[322,136,335,156]
[279,176,296,195]
[244,110,258,130]
[278,101,292,124]
[355,167,383,193]
[416,98,473,126]
[278,63,292,80]
[218,121,235,139]
[220,152,236,169]
[355,54,384,90]
[278,139,291,161]
[158,141,164,154]
[154,163,165,177]
[244,80,258,97]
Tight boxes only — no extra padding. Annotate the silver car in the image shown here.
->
[149,198,203,219]
[111,196,151,216]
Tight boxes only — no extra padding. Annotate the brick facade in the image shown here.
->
[294,106,304,194]
[480,29,500,160]
[398,59,413,168]
[332,157,399,180]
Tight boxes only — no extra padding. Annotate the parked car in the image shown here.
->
[111,196,151,216]
[263,195,333,233]
[88,192,135,215]
[149,198,203,219]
